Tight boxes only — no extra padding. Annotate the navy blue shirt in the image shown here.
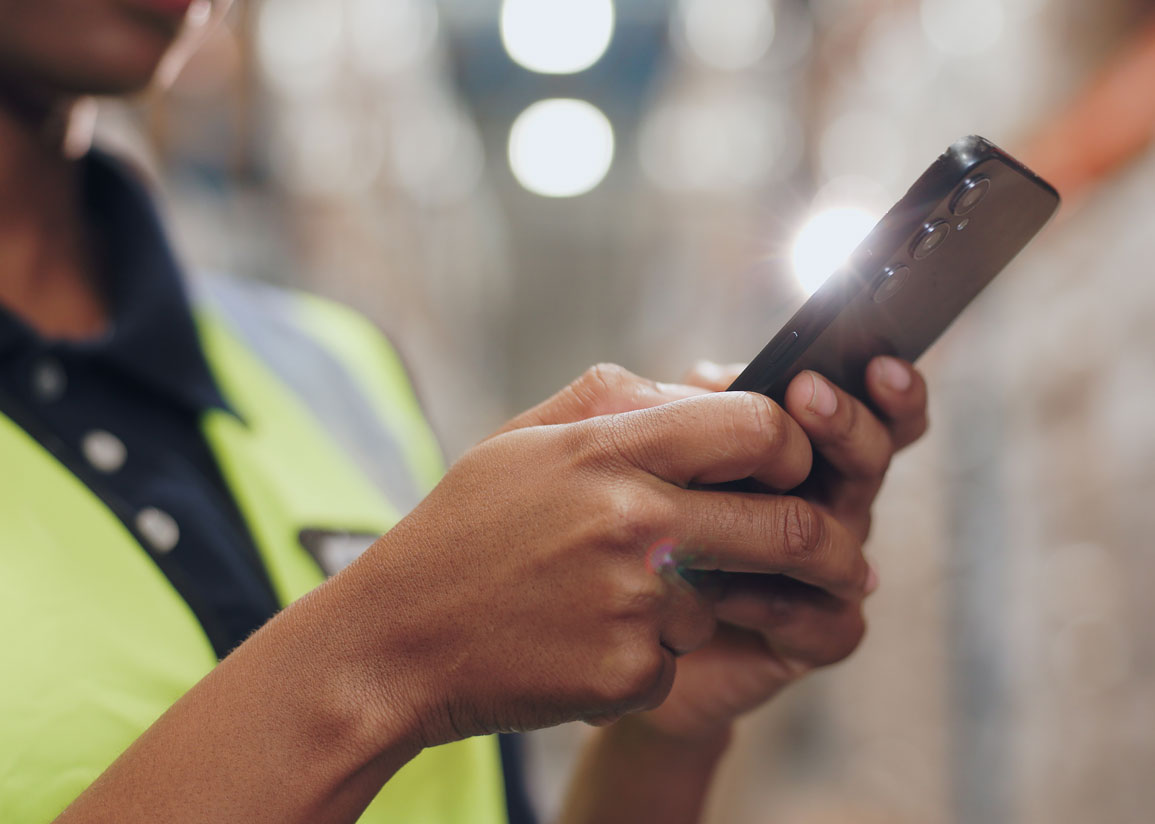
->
[0,153,278,654]
[0,150,536,823]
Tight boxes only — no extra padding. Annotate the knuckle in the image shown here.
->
[615,647,668,706]
[592,643,665,709]
[777,497,823,564]
[730,393,787,455]
[602,487,666,550]
[562,364,634,421]
[608,573,664,620]
[567,414,634,472]
[579,363,631,401]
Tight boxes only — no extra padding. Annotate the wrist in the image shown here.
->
[254,561,438,770]
[61,567,439,823]
[608,713,733,766]
[560,716,732,824]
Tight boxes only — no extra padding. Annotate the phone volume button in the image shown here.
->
[768,331,799,363]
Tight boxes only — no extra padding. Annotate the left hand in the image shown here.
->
[633,356,929,742]
[495,359,928,743]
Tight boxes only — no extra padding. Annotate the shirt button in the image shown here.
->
[82,430,127,473]
[136,507,180,554]
[30,356,67,402]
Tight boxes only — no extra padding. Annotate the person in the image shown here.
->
[0,1,929,822]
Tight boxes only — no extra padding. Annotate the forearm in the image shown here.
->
[557,716,731,824]
[55,562,430,824]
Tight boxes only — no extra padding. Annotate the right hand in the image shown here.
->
[355,366,873,747]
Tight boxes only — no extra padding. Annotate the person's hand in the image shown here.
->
[354,365,872,748]
[619,356,929,742]
[683,357,929,541]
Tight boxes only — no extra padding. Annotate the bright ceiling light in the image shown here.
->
[508,99,615,198]
[501,0,615,75]
[791,207,877,296]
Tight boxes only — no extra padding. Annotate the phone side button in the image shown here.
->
[768,331,799,363]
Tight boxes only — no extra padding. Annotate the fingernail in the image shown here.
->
[864,565,880,595]
[807,373,838,417]
[875,357,912,393]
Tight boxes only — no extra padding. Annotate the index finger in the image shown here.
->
[498,363,709,436]
[588,391,813,491]
[667,490,870,601]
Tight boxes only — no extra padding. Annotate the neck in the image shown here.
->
[0,84,107,339]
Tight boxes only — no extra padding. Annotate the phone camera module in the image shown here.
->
[911,220,950,260]
[873,265,910,303]
[950,176,990,216]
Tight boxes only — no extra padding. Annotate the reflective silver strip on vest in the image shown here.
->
[196,276,423,515]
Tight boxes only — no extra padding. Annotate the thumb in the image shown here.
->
[493,363,707,436]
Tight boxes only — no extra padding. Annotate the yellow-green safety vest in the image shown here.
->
[0,276,507,823]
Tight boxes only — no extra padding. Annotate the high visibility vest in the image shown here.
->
[0,277,507,823]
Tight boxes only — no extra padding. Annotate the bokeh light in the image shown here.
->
[675,0,776,71]
[508,99,615,198]
[791,207,878,296]
[819,111,906,189]
[500,0,615,75]
[270,104,382,197]
[639,93,798,192]
[858,10,939,97]
[391,103,486,207]
[256,0,343,96]
[920,0,1005,57]
[347,0,440,78]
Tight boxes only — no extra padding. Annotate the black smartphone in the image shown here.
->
[729,136,1060,402]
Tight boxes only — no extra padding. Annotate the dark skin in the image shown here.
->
[0,90,103,338]
[0,2,930,822]
[0,0,190,337]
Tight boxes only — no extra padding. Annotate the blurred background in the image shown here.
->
[98,0,1155,821]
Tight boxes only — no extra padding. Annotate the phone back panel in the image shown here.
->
[730,137,1060,402]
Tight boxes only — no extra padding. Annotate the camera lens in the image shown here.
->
[873,265,910,303]
[950,176,990,216]
[911,220,950,260]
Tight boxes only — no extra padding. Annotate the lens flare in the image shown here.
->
[791,207,877,296]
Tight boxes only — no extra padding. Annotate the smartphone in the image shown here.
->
[729,136,1060,403]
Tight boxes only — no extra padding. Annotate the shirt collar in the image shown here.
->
[0,148,233,416]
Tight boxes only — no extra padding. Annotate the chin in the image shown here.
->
[0,1,184,100]
[62,52,171,97]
